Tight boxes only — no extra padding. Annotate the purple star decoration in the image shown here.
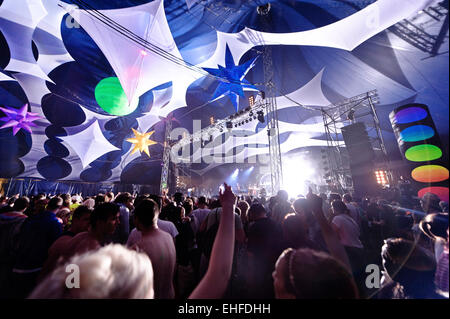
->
[0,104,43,135]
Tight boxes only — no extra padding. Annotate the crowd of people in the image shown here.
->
[0,184,448,299]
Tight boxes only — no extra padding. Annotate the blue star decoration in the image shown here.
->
[203,44,259,111]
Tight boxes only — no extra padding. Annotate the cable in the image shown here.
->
[69,0,260,87]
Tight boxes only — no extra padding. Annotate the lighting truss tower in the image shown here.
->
[258,3,283,196]
[321,90,391,192]
[389,1,449,57]
[160,116,172,195]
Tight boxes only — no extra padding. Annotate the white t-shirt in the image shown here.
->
[332,214,363,249]
[127,219,179,247]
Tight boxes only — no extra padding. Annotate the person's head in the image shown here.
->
[7,196,17,207]
[147,195,162,211]
[134,199,159,231]
[273,248,358,299]
[134,195,149,209]
[29,244,154,299]
[90,203,120,236]
[293,198,310,216]
[209,199,221,209]
[277,190,289,203]
[71,195,81,204]
[419,213,449,242]
[331,200,349,216]
[82,198,95,210]
[420,192,441,214]
[105,192,115,202]
[248,203,267,222]
[439,201,449,213]
[70,205,92,234]
[343,193,352,204]
[12,196,30,213]
[33,198,49,215]
[237,200,250,223]
[60,194,71,208]
[197,196,208,208]
[282,214,308,247]
[47,197,63,212]
[173,192,184,205]
[183,199,194,216]
[271,200,294,224]
[381,238,437,298]
[114,192,134,209]
[329,193,341,203]
[94,194,105,207]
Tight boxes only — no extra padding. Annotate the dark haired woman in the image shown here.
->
[272,248,359,299]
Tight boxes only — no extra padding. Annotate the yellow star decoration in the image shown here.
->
[126,128,157,157]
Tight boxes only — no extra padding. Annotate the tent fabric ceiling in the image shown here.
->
[0,0,448,185]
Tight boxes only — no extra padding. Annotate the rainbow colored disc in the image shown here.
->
[399,125,434,143]
[394,107,428,124]
[411,165,449,183]
[405,144,442,162]
[418,187,449,202]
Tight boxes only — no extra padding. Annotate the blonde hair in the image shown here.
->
[29,244,153,299]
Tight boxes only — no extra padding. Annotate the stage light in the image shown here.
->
[282,158,315,198]
[375,170,388,185]
[226,121,233,129]
[249,96,255,107]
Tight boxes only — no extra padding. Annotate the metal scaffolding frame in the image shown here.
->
[259,4,283,196]
[321,90,391,193]
[389,1,449,57]
[159,116,172,195]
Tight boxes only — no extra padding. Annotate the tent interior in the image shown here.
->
[0,0,448,198]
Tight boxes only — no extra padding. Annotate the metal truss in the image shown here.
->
[389,2,449,57]
[321,90,392,192]
[160,117,173,195]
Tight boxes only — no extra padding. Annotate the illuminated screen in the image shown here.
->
[399,125,434,143]
[394,107,428,124]
[411,165,449,183]
[405,144,442,162]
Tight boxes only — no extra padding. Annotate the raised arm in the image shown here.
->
[306,189,352,272]
[189,183,236,299]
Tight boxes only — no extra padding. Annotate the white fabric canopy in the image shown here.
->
[0,71,15,82]
[198,0,433,69]
[59,120,121,168]
[62,0,202,112]
[0,0,52,81]
[33,0,74,75]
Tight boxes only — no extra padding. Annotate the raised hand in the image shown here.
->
[219,183,237,207]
